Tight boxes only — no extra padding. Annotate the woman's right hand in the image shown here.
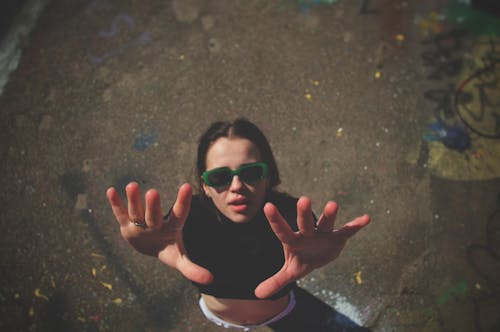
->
[106,182,214,285]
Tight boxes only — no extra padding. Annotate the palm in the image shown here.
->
[281,230,348,276]
[255,197,370,299]
[106,182,213,285]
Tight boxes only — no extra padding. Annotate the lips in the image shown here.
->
[228,197,249,213]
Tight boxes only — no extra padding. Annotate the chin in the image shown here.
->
[228,213,253,223]
[221,208,258,223]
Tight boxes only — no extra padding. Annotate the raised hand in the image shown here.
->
[255,197,370,299]
[106,182,213,285]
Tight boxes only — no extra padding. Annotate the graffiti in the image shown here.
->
[420,29,466,80]
[421,29,470,151]
[447,2,500,36]
[421,28,499,113]
[423,83,473,152]
[417,11,444,37]
[88,32,152,65]
[424,85,456,118]
[134,128,158,152]
[360,0,376,15]
[417,11,500,179]
[467,193,500,289]
[457,65,500,136]
[466,193,500,331]
[421,52,463,80]
[99,13,135,38]
[455,37,500,138]
[424,118,471,152]
[86,1,152,65]
[422,280,469,316]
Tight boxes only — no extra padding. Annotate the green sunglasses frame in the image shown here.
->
[202,162,268,187]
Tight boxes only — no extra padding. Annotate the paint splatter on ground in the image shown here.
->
[133,129,158,151]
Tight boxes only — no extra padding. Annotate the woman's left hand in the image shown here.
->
[254,197,371,299]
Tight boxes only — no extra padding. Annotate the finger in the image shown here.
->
[264,203,296,244]
[176,256,214,285]
[335,214,371,239]
[297,197,315,236]
[158,249,213,284]
[126,182,145,222]
[106,187,129,226]
[167,183,193,230]
[145,189,163,229]
[254,269,292,299]
[315,201,339,232]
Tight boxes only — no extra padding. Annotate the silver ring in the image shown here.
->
[131,220,147,229]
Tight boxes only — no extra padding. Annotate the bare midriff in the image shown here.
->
[201,293,290,325]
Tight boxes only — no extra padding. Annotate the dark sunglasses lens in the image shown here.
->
[208,170,232,186]
[239,165,264,182]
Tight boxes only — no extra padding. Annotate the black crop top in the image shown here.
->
[182,191,299,300]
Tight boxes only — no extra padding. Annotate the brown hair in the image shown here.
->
[196,118,280,192]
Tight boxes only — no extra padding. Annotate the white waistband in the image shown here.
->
[198,291,296,331]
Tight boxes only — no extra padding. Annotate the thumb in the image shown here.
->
[336,214,371,239]
[158,249,214,284]
[177,257,214,285]
[254,270,291,299]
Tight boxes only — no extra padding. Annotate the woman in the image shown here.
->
[106,118,371,331]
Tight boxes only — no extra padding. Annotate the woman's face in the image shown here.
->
[202,137,269,223]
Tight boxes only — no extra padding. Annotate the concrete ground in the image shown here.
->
[1,0,499,331]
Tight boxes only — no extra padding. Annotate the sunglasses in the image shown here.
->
[202,162,268,187]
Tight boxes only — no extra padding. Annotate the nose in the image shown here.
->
[229,175,244,192]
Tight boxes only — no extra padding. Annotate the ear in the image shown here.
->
[202,182,211,197]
